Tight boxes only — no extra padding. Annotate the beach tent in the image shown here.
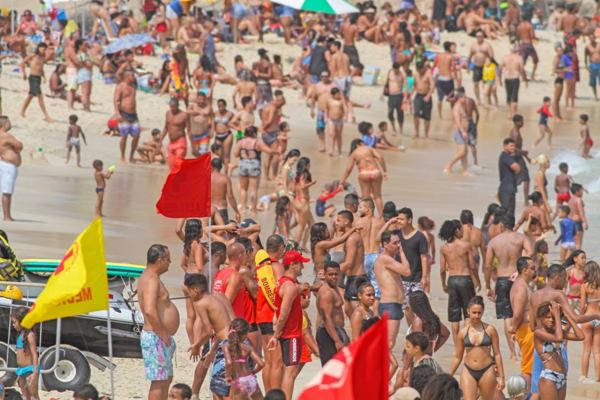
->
[271,0,358,14]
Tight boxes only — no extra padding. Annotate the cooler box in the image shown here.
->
[361,65,380,86]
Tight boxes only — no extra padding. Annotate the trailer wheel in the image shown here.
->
[0,343,17,387]
[41,348,90,392]
[4,388,23,400]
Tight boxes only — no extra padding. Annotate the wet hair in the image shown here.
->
[73,383,100,400]
[69,114,78,124]
[310,222,329,254]
[92,159,103,169]
[417,216,434,230]
[241,96,252,107]
[439,219,461,242]
[468,295,485,310]
[383,201,397,222]
[512,114,524,123]
[584,261,600,290]
[264,389,286,400]
[344,193,359,209]
[380,230,398,245]
[211,157,223,171]
[528,191,543,204]
[499,214,515,229]
[516,256,532,274]
[570,183,583,195]
[184,272,208,291]
[295,157,312,184]
[563,249,585,267]
[275,196,291,218]
[356,275,373,294]
[11,307,32,351]
[324,261,340,271]
[410,364,436,395]
[580,114,589,122]
[503,137,516,146]
[483,203,500,225]
[338,210,354,224]
[409,291,442,340]
[235,236,253,253]
[398,207,413,220]
[406,331,429,352]
[266,234,285,253]
[547,264,565,280]
[349,138,363,155]
[559,162,568,172]
[147,244,168,264]
[244,126,258,138]
[211,241,226,256]
[358,121,373,135]
[183,219,202,257]
[536,301,553,319]
[460,210,474,225]
[170,383,192,400]
[228,318,250,360]
[421,374,462,400]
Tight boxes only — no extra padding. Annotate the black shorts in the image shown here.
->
[378,302,404,320]
[473,66,484,83]
[413,93,433,121]
[436,79,455,101]
[258,322,274,335]
[467,120,477,145]
[28,75,42,96]
[316,326,349,366]
[495,277,514,319]
[279,336,301,366]
[516,156,530,184]
[447,275,476,322]
[343,274,368,301]
[505,78,520,103]
[249,323,258,333]
[342,44,361,69]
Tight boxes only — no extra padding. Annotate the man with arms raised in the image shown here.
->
[138,244,180,400]
[484,214,532,362]
[316,261,349,365]
[337,210,365,318]
[184,274,235,400]
[0,117,22,221]
[268,250,307,400]
[374,230,410,349]
[357,197,384,309]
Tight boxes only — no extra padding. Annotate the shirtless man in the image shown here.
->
[469,32,494,104]
[336,210,365,318]
[439,219,479,343]
[509,115,531,203]
[383,62,405,135]
[231,96,255,139]
[528,264,600,399]
[316,262,349,365]
[210,158,240,224]
[260,90,285,180]
[341,15,361,70]
[161,98,190,171]
[374,230,410,349]
[460,209,485,279]
[357,197,384,310]
[444,90,469,175]
[187,92,213,157]
[459,4,501,38]
[501,46,528,119]
[0,117,22,221]
[584,36,600,100]
[516,15,539,80]
[138,244,180,400]
[183,274,235,400]
[436,42,457,118]
[568,183,587,249]
[329,41,352,99]
[308,71,337,152]
[113,70,141,163]
[560,4,578,35]
[413,62,435,138]
[508,257,536,392]
[232,70,256,110]
[463,89,480,167]
[19,43,52,122]
[485,214,533,361]
[324,87,347,157]
[63,37,80,111]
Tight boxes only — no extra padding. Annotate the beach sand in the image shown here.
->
[2,10,600,398]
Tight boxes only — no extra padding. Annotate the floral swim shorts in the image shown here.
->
[140,331,176,381]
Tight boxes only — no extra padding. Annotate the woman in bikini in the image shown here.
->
[449,296,505,400]
[214,99,235,172]
[350,277,379,340]
[564,249,586,310]
[531,154,552,219]
[274,196,294,239]
[534,301,583,399]
[339,139,388,216]
[580,261,600,382]
[514,191,552,233]
[233,126,277,214]
[293,157,316,250]
[192,54,216,100]
[181,219,205,344]
[552,44,565,120]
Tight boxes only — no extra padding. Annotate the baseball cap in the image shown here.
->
[240,218,257,229]
[283,250,310,266]
[393,387,420,400]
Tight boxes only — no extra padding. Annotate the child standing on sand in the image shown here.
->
[579,114,593,159]
[93,159,114,217]
[534,96,553,147]
[65,115,87,167]
[11,307,38,400]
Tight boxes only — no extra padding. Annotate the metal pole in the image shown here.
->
[10,0,14,35]
[208,218,212,291]
[107,306,115,399]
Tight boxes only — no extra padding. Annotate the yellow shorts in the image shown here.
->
[515,324,534,375]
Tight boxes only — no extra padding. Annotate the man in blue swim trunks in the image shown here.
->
[114,70,141,163]
[309,71,337,153]
[585,37,600,101]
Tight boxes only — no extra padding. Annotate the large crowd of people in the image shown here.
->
[1,0,600,399]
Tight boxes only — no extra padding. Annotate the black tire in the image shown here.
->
[40,348,90,392]
[4,388,23,400]
[0,342,17,387]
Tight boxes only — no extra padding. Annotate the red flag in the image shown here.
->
[298,315,389,400]
[156,154,211,218]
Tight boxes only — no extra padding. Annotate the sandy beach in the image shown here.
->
[3,2,600,397]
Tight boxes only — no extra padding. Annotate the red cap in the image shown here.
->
[283,250,310,267]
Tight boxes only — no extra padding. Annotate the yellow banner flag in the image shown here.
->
[21,219,109,329]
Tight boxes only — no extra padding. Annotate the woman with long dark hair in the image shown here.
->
[408,291,450,354]
[274,196,293,239]
[293,157,316,249]
[310,222,359,282]
[181,219,205,343]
